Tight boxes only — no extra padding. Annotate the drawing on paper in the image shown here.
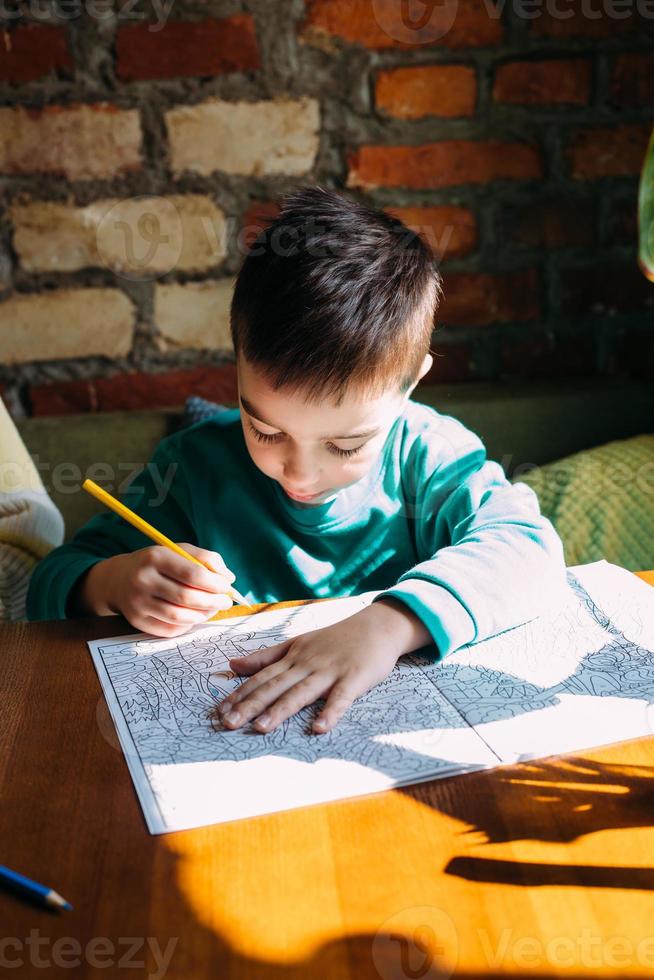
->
[95,605,469,779]
[87,563,654,833]
[430,571,654,729]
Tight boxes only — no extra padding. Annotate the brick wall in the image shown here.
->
[0,0,653,416]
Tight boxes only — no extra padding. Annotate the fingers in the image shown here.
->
[313,680,361,733]
[153,546,235,595]
[219,670,329,733]
[216,657,294,719]
[146,594,233,627]
[252,676,331,733]
[182,544,236,582]
[228,640,291,675]
[150,574,233,613]
[135,615,197,638]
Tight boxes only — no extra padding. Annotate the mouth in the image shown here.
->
[283,486,329,502]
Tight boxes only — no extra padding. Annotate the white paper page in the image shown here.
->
[88,592,496,834]
[435,561,654,764]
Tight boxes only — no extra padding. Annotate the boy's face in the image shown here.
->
[237,354,431,505]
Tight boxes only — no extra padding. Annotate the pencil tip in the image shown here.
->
[48,891,73,911]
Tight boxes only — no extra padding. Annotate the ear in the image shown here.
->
[417,352,433,382]
[403,353,433,400]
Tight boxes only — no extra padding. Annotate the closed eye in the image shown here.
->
[247,420,365,458]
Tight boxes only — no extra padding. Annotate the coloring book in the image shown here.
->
[87,561,654,834]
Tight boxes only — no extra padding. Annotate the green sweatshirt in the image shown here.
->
[26,400,567,658]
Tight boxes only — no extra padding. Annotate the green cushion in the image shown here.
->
[516,434,654,570]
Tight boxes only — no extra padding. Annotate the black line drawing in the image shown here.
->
[88,565,654,832]
[97,619,469,774]
[434,572,654,731]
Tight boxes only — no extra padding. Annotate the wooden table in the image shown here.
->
[2,577,654,979]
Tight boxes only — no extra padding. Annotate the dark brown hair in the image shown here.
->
[230,185,442,404]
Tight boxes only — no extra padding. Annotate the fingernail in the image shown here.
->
[217,701,230,715]
[255,713,271,728]
[225,710,241,725]
[314,718,327,731]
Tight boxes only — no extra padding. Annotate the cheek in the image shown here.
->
[245,436,279,475]
[332,449,378,481]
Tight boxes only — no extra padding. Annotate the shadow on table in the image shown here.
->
[446,856,654,890]
[401,755,654,848]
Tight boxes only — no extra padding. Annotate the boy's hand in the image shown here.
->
[80,543,235,636]
[214,599,432,734]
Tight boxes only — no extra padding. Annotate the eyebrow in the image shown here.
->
[239,396,381,441]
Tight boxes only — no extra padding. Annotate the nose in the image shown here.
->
[282,449,319,490]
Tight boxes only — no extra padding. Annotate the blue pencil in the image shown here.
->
[0,865,72,911]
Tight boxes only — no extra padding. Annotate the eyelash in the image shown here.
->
[247,420,364,458]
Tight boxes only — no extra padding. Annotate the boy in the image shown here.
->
[27,186,567,735]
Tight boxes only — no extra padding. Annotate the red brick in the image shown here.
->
[30,365,239,416]
[440,269,540,326]
[500,333,595,379]
[501,200,594,247]
[0,24,72,83]
[493,58,591,105]
[376,65,476,119]
[560,262,654,315]
[385,205,477,259]
[420,342,478,382]
[529,0,654,38]
[347,141,541,190]
[95,365,238,412]
[568,124,652,179]
[301,0,502,50]
[610,52,654,107]
[240,200,281,252]
[116,16,260,81]
[29,379,98,417]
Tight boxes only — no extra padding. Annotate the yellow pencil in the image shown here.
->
[82,478,249,607]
